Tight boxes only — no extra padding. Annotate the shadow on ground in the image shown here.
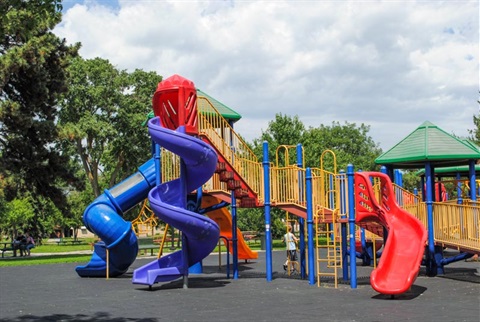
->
[0,312,158,322]
[371,284,427,300]
[438,267,480,284]
[136,276,231,291]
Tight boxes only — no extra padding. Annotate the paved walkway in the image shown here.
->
[0,250,479,322]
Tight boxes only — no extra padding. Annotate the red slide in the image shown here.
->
[355,172,427,295]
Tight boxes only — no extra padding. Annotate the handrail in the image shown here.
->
[270,165,305,205]
[396,190,480,252]
[432,201,479,252]
[197,96,263,198]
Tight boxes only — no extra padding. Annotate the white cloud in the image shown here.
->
[55,0,479,150]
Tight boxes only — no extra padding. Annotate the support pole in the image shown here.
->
[306,168,315,285]
[106,248,109,280]
[339,170,348,280]
[231,192,238,279]
[347,164,357,288]
[296,144,306,279]
[263,141,273,282]
[469,160,477,201]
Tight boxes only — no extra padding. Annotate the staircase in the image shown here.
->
[197,96,262,207]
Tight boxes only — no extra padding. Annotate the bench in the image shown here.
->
[1,242,14,258]
[55,239,84,246]
[137,237,159,256]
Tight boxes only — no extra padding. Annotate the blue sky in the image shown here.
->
[55,0,479,150]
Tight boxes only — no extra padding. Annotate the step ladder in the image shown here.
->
[315,209,342,288]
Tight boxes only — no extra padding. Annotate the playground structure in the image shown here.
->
[131,199,158,237]
[76,74,479,295]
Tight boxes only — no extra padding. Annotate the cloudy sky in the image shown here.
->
[55,0,478,150]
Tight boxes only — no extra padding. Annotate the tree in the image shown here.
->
[57,57,162,198]
[252,113,305,166]
[64,188,93,239]
[0,197,35,240]
[247,115,383,234]
[0,0,81,222]
[469,112,480,145]
[302,121,382,171]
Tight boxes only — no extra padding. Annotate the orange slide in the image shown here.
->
[355,172,427,295]
[201,195,258,260]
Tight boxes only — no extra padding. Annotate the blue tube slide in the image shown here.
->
[75,158,156,277]
[132,117,220,286]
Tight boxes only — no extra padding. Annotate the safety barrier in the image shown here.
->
[197,96,263,200]
[432,201,479,252]
[393,185,479,252]
[271,165,305,205]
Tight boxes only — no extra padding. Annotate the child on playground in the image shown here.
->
[282,226,298,271]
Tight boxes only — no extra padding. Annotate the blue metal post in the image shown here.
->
[154,144,161,186]
[347,164,357,288]
[231,192,238,279]
[469,160,478,242]
[423,162,439,276]
[420,176,425,202]
[176,126,190,288]
[469,160,477,201]
[263,141,273,281]
[296,144,306,279]
[425,162,435,255]
[305,168,315,285]
[339,170,348,280]
[456,172,463,205]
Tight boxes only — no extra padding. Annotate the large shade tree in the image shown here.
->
[238,114,383,234]
[0,0,81,236]
[58,57,162,200]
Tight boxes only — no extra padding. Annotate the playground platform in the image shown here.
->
[0,249,478,322]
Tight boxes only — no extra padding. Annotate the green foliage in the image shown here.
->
[58,57,162,198]
[0,194,64,241]
[252,114,382,171]
[401,170,421,192]
[0,0,81,214]
[0,197,35,238]
[65,188,92,233]
[246,114,383,232]
[302,121,382,171]
[237,207,293,239]
[252,113,305,165]
[469,111,480,145]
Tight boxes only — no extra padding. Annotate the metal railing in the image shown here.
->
[197,97,263,200]
[393,185,479,252]
[270,165,305,205]
[432,201,479,252]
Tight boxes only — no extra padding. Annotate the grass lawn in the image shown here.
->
[0,254,93,267]
[1,238,324,267]
[0,239,94,267]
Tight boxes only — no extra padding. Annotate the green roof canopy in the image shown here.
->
[375,121,480,168]
[197,89,242,122]
[415,164,480,177]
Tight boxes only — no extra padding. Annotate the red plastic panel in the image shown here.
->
[152,74,198,135]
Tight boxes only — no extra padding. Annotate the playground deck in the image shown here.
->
[0,249,478,322]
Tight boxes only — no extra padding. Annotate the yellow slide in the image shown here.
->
[202,195,258,260]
